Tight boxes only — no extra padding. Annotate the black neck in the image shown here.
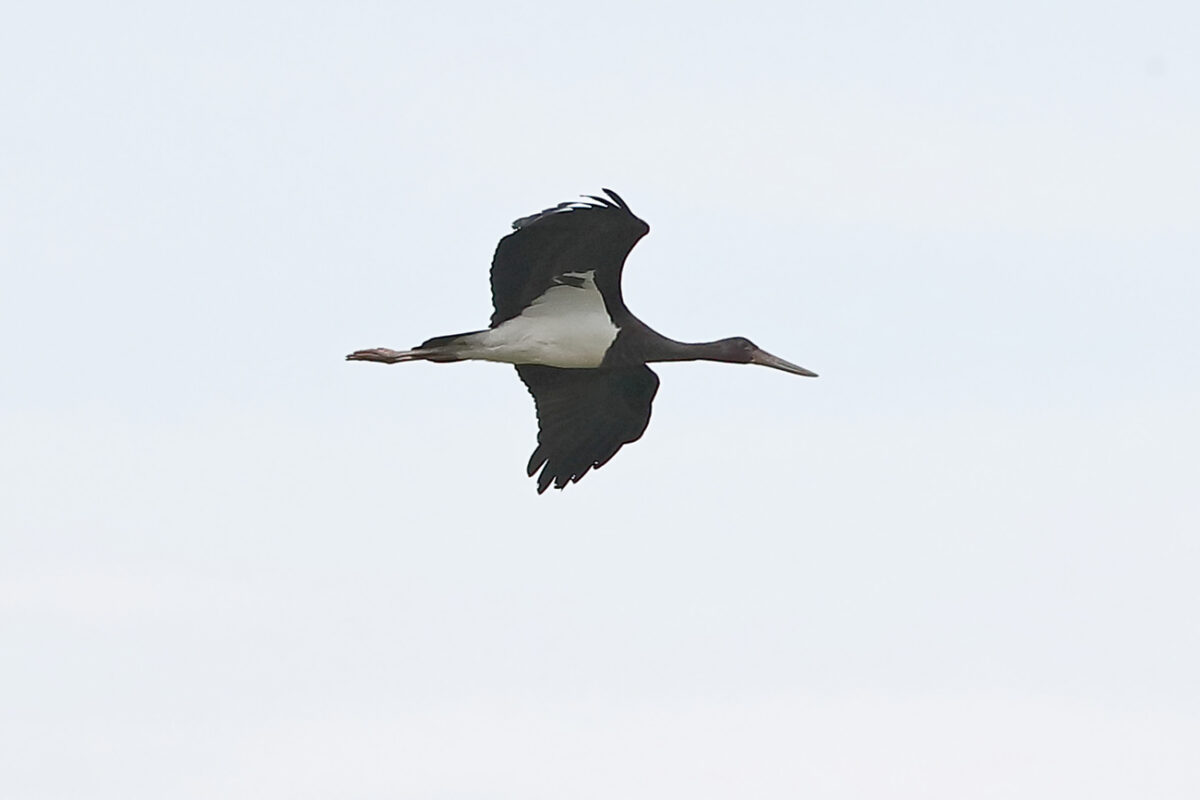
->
[607,324,743,366]
[646,337,739,363]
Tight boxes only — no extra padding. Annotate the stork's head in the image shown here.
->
[711,337,818,376]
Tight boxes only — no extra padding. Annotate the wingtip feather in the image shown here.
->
[601,188,629,209]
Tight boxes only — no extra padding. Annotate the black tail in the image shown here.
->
[419,330,483,350]
[412,329,486,363]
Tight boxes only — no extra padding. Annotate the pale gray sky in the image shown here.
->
[3,1,1198,798]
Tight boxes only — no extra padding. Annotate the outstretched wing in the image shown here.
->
[517,364,660,493]
[490,189,649,327]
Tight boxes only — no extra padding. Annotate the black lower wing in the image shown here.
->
[517,365,660,493]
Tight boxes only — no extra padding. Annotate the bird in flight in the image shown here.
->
[347,189,817,493]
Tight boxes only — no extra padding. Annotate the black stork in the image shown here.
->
[347,189,817,493]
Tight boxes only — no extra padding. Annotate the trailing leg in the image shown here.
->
[345,329,485,364]
[345,347,418,363]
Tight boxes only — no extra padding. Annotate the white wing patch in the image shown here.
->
[458,270,619,368]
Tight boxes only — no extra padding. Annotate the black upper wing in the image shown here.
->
[517,364,660,493]
[490,189,649,326]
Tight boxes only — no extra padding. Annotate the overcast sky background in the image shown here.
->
[3,2,1198,798]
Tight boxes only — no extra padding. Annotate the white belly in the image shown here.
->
[460,271,620,368]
